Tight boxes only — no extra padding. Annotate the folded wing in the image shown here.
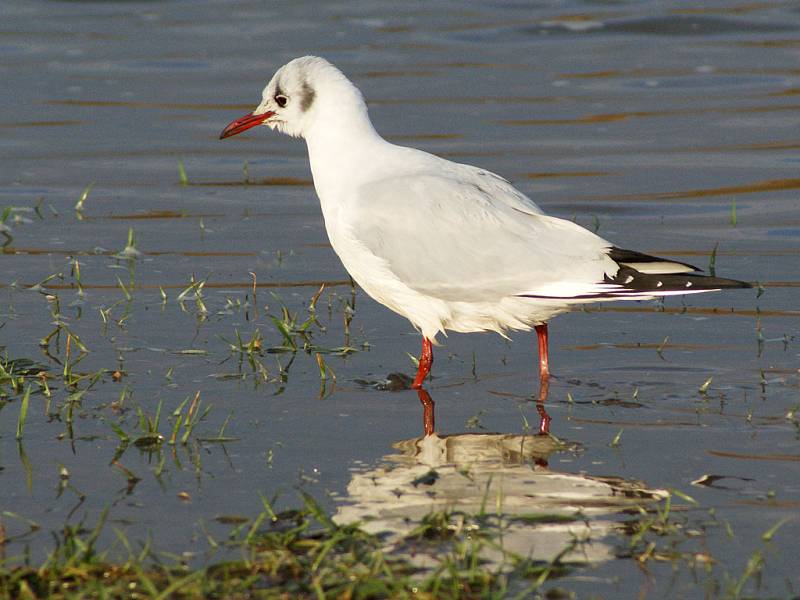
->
[348,171,749,303]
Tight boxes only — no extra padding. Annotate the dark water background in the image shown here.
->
[1,1,799,597]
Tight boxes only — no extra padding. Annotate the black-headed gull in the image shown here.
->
[220,56,750,389]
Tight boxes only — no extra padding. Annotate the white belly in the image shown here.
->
[325,218,567,340]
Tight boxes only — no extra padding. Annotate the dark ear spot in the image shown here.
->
[300,80,315,112]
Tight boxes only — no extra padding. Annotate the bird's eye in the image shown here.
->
[275,94,288,108]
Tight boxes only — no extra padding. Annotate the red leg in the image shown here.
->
[535,323,550,380]
[417,388,435,436]
[411,337,433,389]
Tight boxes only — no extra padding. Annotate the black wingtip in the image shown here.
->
[515,269,752,301]
[605,267,752,293]
[607,246,702,272]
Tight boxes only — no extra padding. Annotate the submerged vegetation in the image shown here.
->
[0,484,788,599]
[4,0,800,594]
[0,493,569,599]
[0,189,795,598]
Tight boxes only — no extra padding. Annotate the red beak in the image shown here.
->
[219,111,275,139]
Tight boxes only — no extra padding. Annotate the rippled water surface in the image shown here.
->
[1,1,799,597]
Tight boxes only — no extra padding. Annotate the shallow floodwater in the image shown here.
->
[1,0,799,597]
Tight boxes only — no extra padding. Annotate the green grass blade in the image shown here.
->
[15,385,31,440]
[178,161,189,186]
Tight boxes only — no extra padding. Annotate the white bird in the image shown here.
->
[220,56,750,389]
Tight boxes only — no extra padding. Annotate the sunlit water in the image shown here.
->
[1,1,799,596]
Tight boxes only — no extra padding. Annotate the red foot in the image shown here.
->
[411,337,433,389]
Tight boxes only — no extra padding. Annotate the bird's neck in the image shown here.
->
[304,101,388,201]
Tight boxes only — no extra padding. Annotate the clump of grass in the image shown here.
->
[0,474,790,600]
[177,274,208,316]
[0,493,574,599]
[106,389,232,472]
[133,400,166,450]
[0,352,45,398]
[215,287,355,388]
[169,391,210,446]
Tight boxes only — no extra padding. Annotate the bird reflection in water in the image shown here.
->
[335,382,665,569]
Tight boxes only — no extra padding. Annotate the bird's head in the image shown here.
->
[220,55,366,141]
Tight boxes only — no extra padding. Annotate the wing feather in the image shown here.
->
[347,171,619,302]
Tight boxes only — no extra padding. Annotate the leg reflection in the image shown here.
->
[536,375,551,436]
[414,381,548,438]
[416,388,435,437]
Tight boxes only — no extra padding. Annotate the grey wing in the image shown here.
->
[347,173,623,302]
[459,164,545,217]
